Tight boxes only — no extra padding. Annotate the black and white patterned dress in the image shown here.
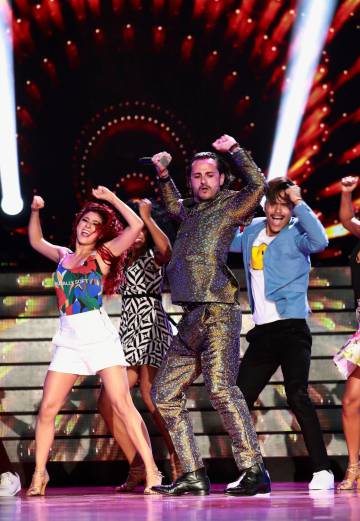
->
[119,249,173,368]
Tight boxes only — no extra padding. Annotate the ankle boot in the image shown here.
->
[151,467,210,496]
[225,463,271,496]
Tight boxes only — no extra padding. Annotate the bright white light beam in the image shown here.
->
[267,0,337,181]
[0,4,23,215]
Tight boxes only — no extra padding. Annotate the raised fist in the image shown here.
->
[92,186,115,202]
[285,184,302,205]
[212,134,238,153]
[151,152,172,177]
[341,176,358,193]
[138,198,152,221]
[31,195,45,210]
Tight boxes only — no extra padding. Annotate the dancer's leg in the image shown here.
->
[342,366,360,465]
[99,366,157,483]
[201,304,263,471]
[139,365,181,478]
[35,371,78,471]
[139,365,176,455]
[98,367,140,463]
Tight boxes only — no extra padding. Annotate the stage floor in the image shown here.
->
[0,483,359,521]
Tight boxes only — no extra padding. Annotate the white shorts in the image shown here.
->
[49,308,129,375]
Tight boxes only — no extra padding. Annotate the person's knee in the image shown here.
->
[111,399,132,420]
[238,384,256,410]
[208,384,240,409]
[237,373,258,409]
[38,399,61,422]
[286,386,312,412]
[342,393,360,412]
[140,383,155,411]
[97,389,108,412]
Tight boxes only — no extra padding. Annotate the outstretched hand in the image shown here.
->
[92,185,115,203]
[151,152,172,177]
[341,176,358,193]
[31,195,45,210]
[212,134,238,153]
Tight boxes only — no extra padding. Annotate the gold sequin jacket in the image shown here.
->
[160,148,265,304]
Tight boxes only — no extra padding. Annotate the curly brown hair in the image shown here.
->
[70,202,127,294]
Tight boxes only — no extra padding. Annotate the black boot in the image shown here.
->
[151,467,210,496]
[225,463,271,496]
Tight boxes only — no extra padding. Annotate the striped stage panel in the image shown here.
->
[0,267,355,483]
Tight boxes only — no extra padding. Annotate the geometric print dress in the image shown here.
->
[119,249,173,368]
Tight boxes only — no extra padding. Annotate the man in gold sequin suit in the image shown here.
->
[150,134,270,496]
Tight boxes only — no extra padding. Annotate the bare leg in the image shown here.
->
[98,367,140,463]
[34,371,78,472]
[139,365,181,478]
[98,366,159,489]
[342,366,360,465]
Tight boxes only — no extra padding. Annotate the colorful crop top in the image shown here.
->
[54,254,103,316]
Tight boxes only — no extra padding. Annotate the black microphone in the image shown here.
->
[138,157,154,165]
[139,156,170,168]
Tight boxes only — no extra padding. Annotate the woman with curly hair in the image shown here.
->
[27,186,162,496]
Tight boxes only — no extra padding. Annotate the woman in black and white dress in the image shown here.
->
[98,199,180,490]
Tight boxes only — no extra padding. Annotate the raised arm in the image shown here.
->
[92,186,143,257]
[339,176,360,238]
[286,186,328,254]
[151,152,186,221]
[28,196,69,262]
[212,135,265,225]
[138,199,172,265]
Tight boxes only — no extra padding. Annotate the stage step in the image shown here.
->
[0,383,345,412]
[1,432,347,462]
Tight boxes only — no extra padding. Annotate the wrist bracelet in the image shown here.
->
[228,143,241,154]
[158,175,171,183]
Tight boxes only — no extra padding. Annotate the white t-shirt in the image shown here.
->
[249,228,282,325]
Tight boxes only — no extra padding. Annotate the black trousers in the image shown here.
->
[237,318,330,472]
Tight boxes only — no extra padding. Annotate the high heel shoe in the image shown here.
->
[144,467,163,495]
[115,463,146,492]
[26,469,49,496]
[337,463,360,490]
[170,453,182,482]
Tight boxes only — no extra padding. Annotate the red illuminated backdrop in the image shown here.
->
[0,0,358,269]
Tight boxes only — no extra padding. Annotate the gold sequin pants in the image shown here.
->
[151,302,263,473]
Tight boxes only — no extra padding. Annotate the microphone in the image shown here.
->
[139,156,170,168]
[138,157,154,166]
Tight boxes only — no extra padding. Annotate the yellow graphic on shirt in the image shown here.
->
[251,243,268,270]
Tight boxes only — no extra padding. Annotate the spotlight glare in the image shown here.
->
[0,7,23,215]
[267,0,337,181]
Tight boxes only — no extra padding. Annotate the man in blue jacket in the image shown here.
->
[228,176,334,491]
